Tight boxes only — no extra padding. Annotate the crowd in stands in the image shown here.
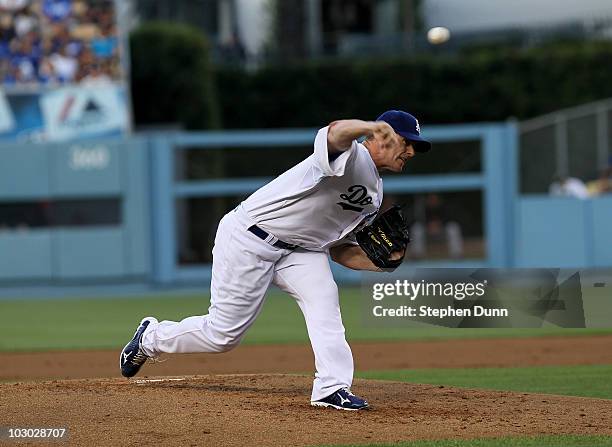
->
[549,163,612,198]
[0,0,121,87]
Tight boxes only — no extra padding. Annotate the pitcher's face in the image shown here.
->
[366,134,416,173]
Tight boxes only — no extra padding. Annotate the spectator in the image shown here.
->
[90,24,116,59]
[38,55,58,84]
[0,58,17,83]
[0,14,16,55]
[1,0,121,87]
[597,167,612,194]
[13,6,38,37]
[42,0,71,23]
[410,193,464,259]
[49,44,77,81]
[549,175,590,199]
[10,38,39,82]
[79,62,110,84]
[0,0,28,11]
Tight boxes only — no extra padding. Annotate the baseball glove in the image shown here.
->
[355,205,410,271]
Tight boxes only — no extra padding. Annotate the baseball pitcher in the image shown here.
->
[120,110,431,410]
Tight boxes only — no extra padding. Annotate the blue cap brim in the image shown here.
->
[397,131,432,153]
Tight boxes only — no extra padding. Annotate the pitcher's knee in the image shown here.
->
[211,338,241,353]
[207,329,242,353]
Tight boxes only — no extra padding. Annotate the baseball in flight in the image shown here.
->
[427,26,451,45]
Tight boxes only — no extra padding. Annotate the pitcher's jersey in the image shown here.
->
[241,126,383,250]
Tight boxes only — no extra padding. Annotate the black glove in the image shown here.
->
[355,205,410,271]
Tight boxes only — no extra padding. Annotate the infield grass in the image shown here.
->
[0,288,610,351]
[357,364,612,399]
[322,435,612,447]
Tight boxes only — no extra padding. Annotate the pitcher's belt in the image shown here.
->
[247,225,298,250]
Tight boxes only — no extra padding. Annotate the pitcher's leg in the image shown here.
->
[273,250,353,401]
[141,212,279,356]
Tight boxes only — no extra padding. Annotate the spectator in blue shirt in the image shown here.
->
[42,0,72,22]
[91,25,117,59]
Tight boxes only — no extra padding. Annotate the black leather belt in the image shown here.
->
[247,225,298,250]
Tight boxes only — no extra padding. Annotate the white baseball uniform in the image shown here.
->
[140,126,382,401]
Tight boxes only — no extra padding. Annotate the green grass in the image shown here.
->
[0,288,610,351]
[358,364,612,399]
[320,435,612,447]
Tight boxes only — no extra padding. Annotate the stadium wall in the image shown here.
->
[0,123,610,295]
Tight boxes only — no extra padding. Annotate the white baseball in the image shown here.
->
[427,27,450,45]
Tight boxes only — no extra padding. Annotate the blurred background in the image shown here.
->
[1,0,612,293]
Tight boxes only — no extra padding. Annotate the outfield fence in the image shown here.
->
[2,119,612,294]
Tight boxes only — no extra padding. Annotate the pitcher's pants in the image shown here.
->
[140,207,353,401]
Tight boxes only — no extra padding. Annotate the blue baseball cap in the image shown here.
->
[376,110,432,153]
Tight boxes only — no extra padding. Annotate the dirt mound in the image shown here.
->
[2,335,612,381]
[1,374,611,447]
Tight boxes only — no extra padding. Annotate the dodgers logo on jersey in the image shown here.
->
[337,185,373,212]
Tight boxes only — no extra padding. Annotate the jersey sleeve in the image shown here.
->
[313,126,357,177]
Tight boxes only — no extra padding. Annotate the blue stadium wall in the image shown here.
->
[0,124,611,294]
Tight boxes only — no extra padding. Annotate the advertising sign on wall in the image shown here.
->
[0,85,129,143]
[0,91,16,134]
[41,86,129,142]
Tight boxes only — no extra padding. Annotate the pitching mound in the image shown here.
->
[2,374,611,447]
